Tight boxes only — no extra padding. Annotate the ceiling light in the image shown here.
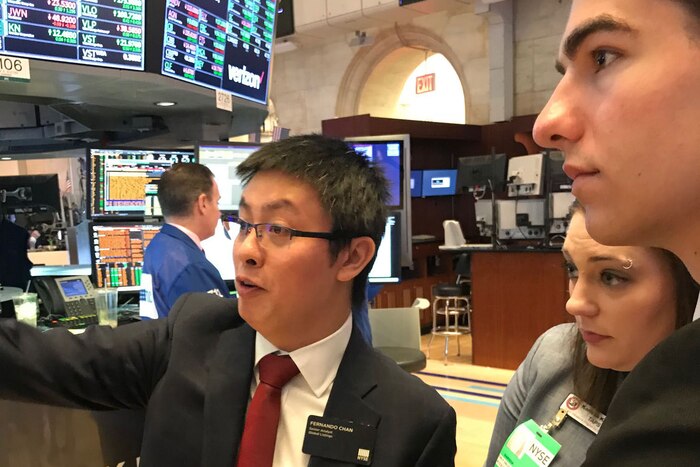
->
[154,101,177,107]
[1,157,11,160]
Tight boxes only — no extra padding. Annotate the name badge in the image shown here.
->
[495,420,561,467]
[559,394,605,435]
[302,415,377,465]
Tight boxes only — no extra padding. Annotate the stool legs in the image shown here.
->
[430,295,470,365]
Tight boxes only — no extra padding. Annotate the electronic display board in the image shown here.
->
[0,0,145,69]
[88,148,195,220]
[161,0,275,104]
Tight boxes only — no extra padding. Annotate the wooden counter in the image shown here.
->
[471,250,569,370]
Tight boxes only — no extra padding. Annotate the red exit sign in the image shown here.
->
[415,73,435,94]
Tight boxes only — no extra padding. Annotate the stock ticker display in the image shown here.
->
[0,0,144,69]
[161,0,275,104]
[91,223,161,288]
[88,148,195,219]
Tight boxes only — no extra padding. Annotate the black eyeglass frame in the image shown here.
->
[222,215,340,241]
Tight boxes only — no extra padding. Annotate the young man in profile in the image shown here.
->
[0,135,456,466]
[533,0,700,464]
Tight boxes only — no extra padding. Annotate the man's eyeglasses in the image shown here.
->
[221,215,339,247]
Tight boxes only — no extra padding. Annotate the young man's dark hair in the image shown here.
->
[237,134,389,310]
[158,163,215,218]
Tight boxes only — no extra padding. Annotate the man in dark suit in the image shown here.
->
[140,163,229,319]
[0,135,456,466]
[533,0,700,464]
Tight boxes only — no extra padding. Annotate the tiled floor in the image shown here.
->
[416,333,514,467]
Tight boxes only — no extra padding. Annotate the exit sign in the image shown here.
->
[415,73,435,94]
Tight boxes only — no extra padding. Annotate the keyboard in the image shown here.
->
[43,314,98,329]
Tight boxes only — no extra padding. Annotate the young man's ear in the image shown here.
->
[336,237,376,283]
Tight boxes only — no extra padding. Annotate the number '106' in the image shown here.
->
[0,58,23,72]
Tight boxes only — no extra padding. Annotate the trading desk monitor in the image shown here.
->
[197,142,262,212]
[368,212,401,284]
[410,170,423,197]
[547,151,572,192]
[457,153,507,192]
[90,223,162,289]
[0,174,61,215]
[160,0,276,105]
[421,169,458,197]
[0,0,145,69]
[201,218,240,282]
[346,139,403,208]
[88,148,195,220]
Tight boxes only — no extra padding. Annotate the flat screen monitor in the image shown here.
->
[422,169,458,197]
[160,0,276,105]
[87,147,196,220]
[547,151,572,192]
[197,142,261,213]
[458,153,507,192]
[0,174,61,214]
[346,139,403,208]
[368,211,401,284]
[89,222,162,290]
[201,217,240,282]
[344,134,411,268]
[0,0,145,70]
[410,170,423,197]
[507,153,544,197]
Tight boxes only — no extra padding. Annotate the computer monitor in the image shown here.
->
[457,153,508,192]
[547,151,572,192]
[368,212,401,284]
[0,174,62,215]
[421,169,458,197]
[410,170,423,197]
[345,139,404,208]
[344,135,412,268]
[89,223,163,290]
[87,148,196,220]
[201,218,240,282]
[507,153,544,197]
[196,142,262,213]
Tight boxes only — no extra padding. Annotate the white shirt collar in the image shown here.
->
[254,314,353,398]
[169,223,203,250]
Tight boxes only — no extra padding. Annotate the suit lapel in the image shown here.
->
[309,328,382,467]
[201,323,256,467]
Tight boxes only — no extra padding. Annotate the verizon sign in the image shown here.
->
[415,73,435,94]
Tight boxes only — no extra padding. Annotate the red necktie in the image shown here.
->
[236,353,300,467]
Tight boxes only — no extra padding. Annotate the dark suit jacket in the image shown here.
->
[0,293,456,466]
[583,318,700,466]
[0,219,32,290]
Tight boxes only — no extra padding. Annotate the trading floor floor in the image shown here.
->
[417,334,514,467]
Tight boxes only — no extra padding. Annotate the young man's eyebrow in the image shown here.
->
[554,14,634,74]
[237,197,299,214]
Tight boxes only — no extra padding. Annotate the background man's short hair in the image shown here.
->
[158,163,215,218]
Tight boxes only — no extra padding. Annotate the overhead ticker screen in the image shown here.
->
[161,0,275,105]
[0,0,145,69]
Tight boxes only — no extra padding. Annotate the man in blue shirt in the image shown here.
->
[140,163,229,319]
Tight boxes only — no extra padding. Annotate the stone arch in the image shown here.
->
[335,24,470,122]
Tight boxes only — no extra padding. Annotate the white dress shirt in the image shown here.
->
[251,314,353,467]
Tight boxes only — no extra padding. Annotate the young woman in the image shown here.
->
[484,202,699,466]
